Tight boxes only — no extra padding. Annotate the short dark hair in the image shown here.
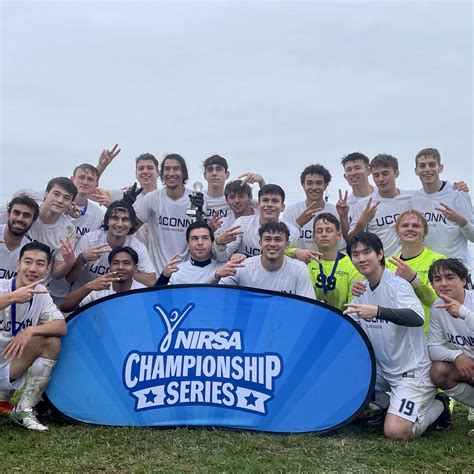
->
[347,232,385,267]
[45,177,78,200]
[341,152,370,167]
[136,153,159,171]
[258,184,285,203]
[428,258,469,288]
[258,221,290,240]
[370,154,399,172]
[300,164,332,186]
[7,195,40,221]
[19,242,52,265]
[108,246,139,265]
[102,200,138,235]
[313,212,340,231]
[202,154,229,172]
[224,180,252,199]
[415,148,441,165]
[185,221,215,242]
[160,154,189,185]
[72,164,100,180]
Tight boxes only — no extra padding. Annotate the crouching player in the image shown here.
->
[0,242,67,431]
[427,258,474,436]
[344,232,444,439]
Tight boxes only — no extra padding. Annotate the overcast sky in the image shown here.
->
[1,0,472,205]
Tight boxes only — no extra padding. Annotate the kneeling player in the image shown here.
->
[0,242,67,431]
[345,232,444,439]
[427,258,474,436]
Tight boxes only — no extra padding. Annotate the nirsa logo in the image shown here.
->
[122,303,283,415]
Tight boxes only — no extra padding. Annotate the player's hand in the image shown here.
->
[351,281,367,297]
[452,181,469,193]
[215,225,243,246]
[209,214,223,232]
[59,238,76,267]
[86,272,120,291]
[188,192,204,211]
[295,201,323,227]
[336,189,349,219]
[454,354,474,381]
[294,248,322,264]
[90,190,112,207]
[214,259,245,279]
[2,327,34,359]
[343,303,378,319]
[81,243,112,262]
[359,198,380,224]
[98,144,121,170]
[10,279,48,304]
[435,203,468,227]
[435,294,463,318]
[230,253,246,263]
[388,256,417,283]
[239,172,265,187]
[123,183,143,207]
[162,254,181,278]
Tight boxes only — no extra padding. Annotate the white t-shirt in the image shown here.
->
[352,269,431,379]
[428,289,474,363]
[219,255,315,299]
[349,190,413,258]
[215,214,299,259]
[70,200,105,244]
[80,279,146,306]
[169,259,222,285]
[215,206,259,234]
[135,188,194,273]
[411,183,474,271]
[0,225,29,280]
[73,229,155,288]
[283,200,346,251]
[203,191,231,221]
[0,279,64,354]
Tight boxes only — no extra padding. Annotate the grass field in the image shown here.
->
[1,405,472,472]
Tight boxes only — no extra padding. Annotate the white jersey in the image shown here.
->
[347,192,371,225]
[70,200,105,244]
[203,191,231,221]
[80,279,146,307]
[219,255,315,299]
[411,183,474,271]
[214,214,299,259]
[0,279,64,354]
[349,190,413,258]
[215,206,259,235]
[169,259,222,285]
[353,269,431,379]
[283,200,344,250]
[73,229,155,288]
[0,225,29,280]
[135,188,194,273]
[428,289,474,363]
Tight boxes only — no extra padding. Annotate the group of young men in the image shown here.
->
[0,146,472,439]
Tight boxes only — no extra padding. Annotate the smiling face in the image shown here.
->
[109,251,137,282]
[343,159,371,189]
[258,193,285,221]
[136,159,159,189]
[7,204,36,237]
[260,230,289,262]
[226,190,251,215]
[395,213,426,245]
[349,242,383,278]
[430,269,466,302]
[187,227,213,261]
[302,173,327,204]
[161,158,184,190]
[43,185,74,215]
[16,250,51,286]
[107,209,132,238]
[371,166,399,196]
[415,155,443,187]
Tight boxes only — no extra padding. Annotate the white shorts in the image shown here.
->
[376,368,437,424]
[0,356,26,391]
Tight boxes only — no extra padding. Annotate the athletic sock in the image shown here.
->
[445,383,474,408]
[15,357,56,412]
[412,399,443,438]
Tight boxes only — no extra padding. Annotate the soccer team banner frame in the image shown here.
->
[46,285,375,433]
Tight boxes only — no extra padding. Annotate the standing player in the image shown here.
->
[202,155,231,221]
[219,222,315,298]
[283,164,340,250]
[60,247,145,312]
[0,195,39,280]
[0,242,67,431]
[411,148,474,273]
[344,232,444,439]
[427,259,474,436]
[308,213,363,311]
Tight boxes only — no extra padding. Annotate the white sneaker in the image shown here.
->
[11,408,48,432]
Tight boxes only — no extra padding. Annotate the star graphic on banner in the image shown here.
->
[245,392,258,407]
[144,389,157,404]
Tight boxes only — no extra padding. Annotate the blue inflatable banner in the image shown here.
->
[46,285,375,433]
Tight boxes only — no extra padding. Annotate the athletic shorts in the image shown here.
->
[0,356,26,391]
[376,367,437,424]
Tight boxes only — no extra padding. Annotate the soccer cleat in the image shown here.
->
[11,408,49,432]
[367,408,387,428]
[0,400,14,416]
[434,394,454,432]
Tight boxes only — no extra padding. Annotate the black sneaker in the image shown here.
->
[434,394,454,432]
[367,408,387,428]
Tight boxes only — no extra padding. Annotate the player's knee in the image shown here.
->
[42,336,61,359]
[430,361,453,389]
[383,423,413,440]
